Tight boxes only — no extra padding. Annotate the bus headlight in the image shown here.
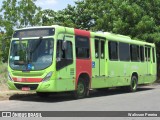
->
[42,71,53,82]
[8,72,13,81]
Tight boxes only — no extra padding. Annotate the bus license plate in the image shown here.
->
[22,87,30,91]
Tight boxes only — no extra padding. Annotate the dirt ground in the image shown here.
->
[0,81,159,101]
[0,84,32,101]
[0,72,28,101]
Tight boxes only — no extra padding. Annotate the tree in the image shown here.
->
[42,2,95,30]
[18,0,42,27]
[42,0,160,40]
[0,0,42,62]
[76,0,160,75]
[42,9,57,26]
[41,0,160,76]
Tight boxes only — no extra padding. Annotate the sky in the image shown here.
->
[0,0,75,11]
[0,0,75,31]
[35,0,75,10]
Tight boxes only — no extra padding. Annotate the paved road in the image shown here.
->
[0,84,160,119]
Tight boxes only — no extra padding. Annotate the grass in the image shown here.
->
[0,63,7,74]
[0,63,8,89]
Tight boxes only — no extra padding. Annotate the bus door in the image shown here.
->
[95,37,106,77]
[145,46,151,75]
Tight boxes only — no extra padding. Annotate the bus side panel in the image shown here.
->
[107,61,130,87]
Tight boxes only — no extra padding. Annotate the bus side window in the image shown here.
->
[140,46,144,62]
[56,40,73,70]
[108,41,118,60]
[66,42,73,59]
[145,47,151,61]
[130,45,140,62]
[152,48,155,63]
[101,41,105,59]
[119,43,130,61]
[148,48,150,61]
[95,40,99,58]
[145,47,147,61]
[75,36,90,59]
[57,40,64,59]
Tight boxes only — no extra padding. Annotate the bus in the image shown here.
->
[7,25,157,99]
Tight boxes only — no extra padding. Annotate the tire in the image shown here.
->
[36,92,50,97]
[74,78,87,99]
[129,76,138,92]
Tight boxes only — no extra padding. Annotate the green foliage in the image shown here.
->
[42,2,95,30]
[42,0,160,60]
[40,0,160,75]
[41,0,160,41]
[42,9,57,26]
[1,0,160,64]
[0,63,7,85]
[0,63,7,74]
[0,0,42,62]
[18,0,42,27]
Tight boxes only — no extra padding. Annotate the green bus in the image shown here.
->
[7,25,157,98]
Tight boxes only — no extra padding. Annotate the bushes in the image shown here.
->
[0,63,8,85]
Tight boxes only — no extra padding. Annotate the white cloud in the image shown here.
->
[36,0,58,9]
[35,0,75,11]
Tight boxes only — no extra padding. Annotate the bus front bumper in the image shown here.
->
[7,80,56,92]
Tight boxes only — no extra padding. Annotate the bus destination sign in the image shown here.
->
[13,28,55,38]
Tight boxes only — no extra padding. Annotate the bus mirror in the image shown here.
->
[62,40,67,50]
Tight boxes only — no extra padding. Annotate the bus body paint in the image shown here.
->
[74,29,92,88]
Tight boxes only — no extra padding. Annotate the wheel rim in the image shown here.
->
[132,78,137,90]
[77,82,85,95]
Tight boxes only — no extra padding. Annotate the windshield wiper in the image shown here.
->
[28,37,43,63]
[30,37,43,53]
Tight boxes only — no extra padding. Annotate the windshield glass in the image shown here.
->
[9,38,54,71]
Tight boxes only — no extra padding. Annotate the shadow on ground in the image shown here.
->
[9,85,155,103]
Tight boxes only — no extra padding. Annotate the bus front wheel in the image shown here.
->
[129,76,138,92]
[74,78,87,99]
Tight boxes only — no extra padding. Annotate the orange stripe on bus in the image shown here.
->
[12,77,42,83]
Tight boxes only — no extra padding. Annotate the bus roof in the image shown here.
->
[15,26,56,31]
[14,25,155,47]
[91,31,155,47]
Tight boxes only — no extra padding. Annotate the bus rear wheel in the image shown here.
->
[129,76,138,92]
[74,78,87,99]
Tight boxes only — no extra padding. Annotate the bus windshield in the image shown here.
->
[9,38,54,71]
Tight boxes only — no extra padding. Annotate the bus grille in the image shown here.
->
[14,84,39,90]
